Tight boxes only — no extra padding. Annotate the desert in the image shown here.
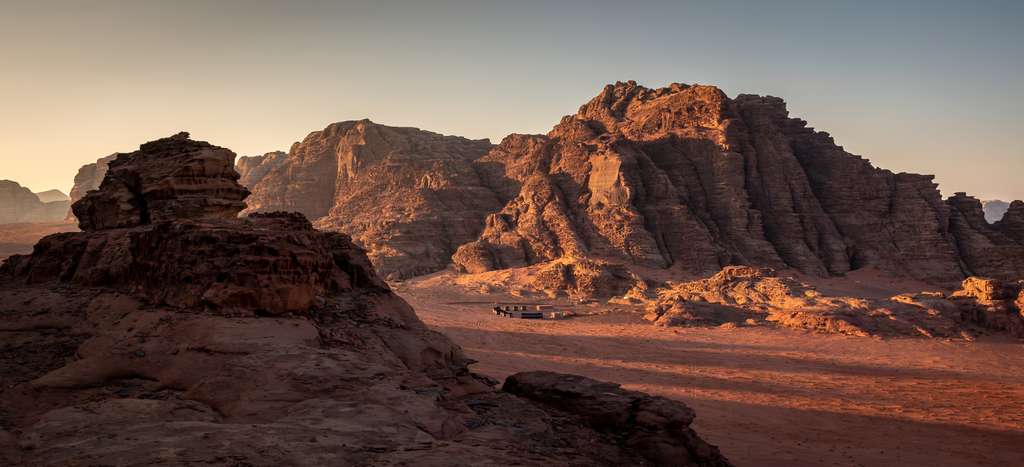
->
[3,2,1023,466]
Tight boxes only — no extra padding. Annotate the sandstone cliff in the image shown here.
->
[240,120,510,280]
[0,133,729,466]
[454,81,1024,289]
[65,153,117,222]
[0,180,70,224]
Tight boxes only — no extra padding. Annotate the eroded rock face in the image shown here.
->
[454,81,1024,291]
[241,120,507,280]
[949,277,1024,336]
[0,181,69,224]
[72,133,250,231]
[236,150,287,188]
[65,153,117,222]
[503,371,731,467]
[643,266,968,337]
[1,133,729,466]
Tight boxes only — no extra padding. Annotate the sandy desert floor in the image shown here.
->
[398,272,1024,467]
[0,222,77,260]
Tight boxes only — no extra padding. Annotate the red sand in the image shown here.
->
[398,272,1024,467]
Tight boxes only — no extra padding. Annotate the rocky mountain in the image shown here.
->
[65,153,118,222]
[983,200,1011,223]
[32,190,68,203]
[240,120,511,280]
[453,82,1024,288]
[0,133,729,466]
[0,180,70,224]
[236,150,287,188]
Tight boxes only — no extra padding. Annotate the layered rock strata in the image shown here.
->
[454,81,1024,289]
[0,133,729,466]
[240,120,508,280]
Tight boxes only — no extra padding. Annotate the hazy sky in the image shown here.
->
[1,0,1022,200]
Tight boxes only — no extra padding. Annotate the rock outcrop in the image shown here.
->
[0,133,729,466]
[643,266,969,337]
[949,277,1024,336]
[0,181,70,224]
[65,153,117,222]
[71,132,249,231]
[454,81,1024,291]
[643,266,1024,338]
[503,372,730,466]
[240,120,509,280]
[236,150,287,188]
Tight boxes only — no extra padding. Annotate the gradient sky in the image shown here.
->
[1,0,1022,200]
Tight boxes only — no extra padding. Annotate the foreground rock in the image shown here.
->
[454,81,1024,295]
[240,120,509,280]
[0,133,729,466]
[0,181,70,224]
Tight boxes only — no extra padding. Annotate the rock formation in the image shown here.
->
[642,266,1024,337]
[236,150,287,188]
[642,266,969,337]
[0,180,70,224]
[71,133,250,231]
[240,120,509,280]
[0,133,729,466]
[65,153,117,222]
[454,81,1024,291]
[949,277,1024,336]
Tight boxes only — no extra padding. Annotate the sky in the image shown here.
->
[1,0,1022,200]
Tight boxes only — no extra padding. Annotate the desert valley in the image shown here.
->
[1,79,1023,466]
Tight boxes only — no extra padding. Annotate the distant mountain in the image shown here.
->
[65,153,118,221]
[34,189,69,203]
[239,120,505,280]
[0,180,70,224]
[983,200,1010,223]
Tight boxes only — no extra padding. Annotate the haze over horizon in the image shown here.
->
[1,0,1022,200]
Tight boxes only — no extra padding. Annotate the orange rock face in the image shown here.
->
[240,120,508,280]
[454,81,1024,289]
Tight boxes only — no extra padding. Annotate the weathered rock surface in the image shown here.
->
[947,194,1024,280]
[0,181,70,224]
[71,132,250,231]
[236,150,287,188]
[241,120,509,280]
[949,277,1024,336]
[454,81,1024,293]
[1,133,729,466]
[504,371,730,467]
[66,153,117,222]
[643,266,969,337]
